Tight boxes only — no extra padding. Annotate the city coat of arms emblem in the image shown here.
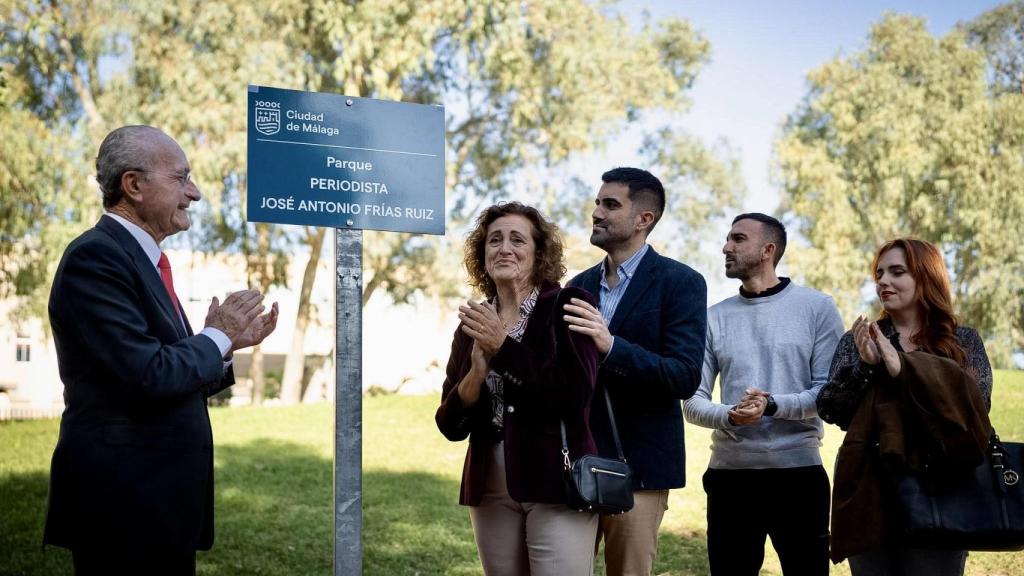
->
[255,107,280,136]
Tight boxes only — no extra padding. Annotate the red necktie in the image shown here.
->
[157,252,182,316]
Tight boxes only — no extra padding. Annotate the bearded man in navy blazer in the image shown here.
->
[43,125,279,575]
[563,167,706,576]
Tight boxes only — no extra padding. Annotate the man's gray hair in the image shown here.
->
[96,125,162,208]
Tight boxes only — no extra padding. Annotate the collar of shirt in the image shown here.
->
[738,276,791,299]
[495,285,540,343]
[105,212,161,269]
[519,285,540,315]
[599,243,649,292]
[106,213,235,362]
[103,214,233,363]
[596,243,649,324]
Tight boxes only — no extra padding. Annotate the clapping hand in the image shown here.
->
[469,340,489,375]
[869,321,902,378]
[457,341,490,407]
[852,316,881,365]
[852,316,901,377]
[231,302,279,352]
[205,290,266,348]
[459,300,505,357]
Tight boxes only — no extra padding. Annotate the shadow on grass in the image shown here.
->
[364,469,481,576]
[1,439,716,576]
[0,470,72,575]
[200,439,334,575]
[1,439,480,576]
[0,439,336,576]
[211,442,482,575]
[652,529,710,576]
[591,527,710,576]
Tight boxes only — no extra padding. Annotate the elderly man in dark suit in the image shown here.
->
[43,125,279,575]
[564,167,707,576]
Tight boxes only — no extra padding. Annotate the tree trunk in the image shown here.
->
[249,224,273,405]
[280,227,326,404]
[250,343,265,405]
[362,266,386,306]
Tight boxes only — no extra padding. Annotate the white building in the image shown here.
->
[0,243,464,420]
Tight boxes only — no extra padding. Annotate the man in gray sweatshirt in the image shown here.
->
[683,213,843,575]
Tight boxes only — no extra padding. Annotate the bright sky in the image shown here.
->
[557,0,1005,303]
[618,0,1005,213]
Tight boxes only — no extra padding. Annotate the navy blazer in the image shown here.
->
[569,247,707,490]
[43,215,232,553]
[436,282,600,505]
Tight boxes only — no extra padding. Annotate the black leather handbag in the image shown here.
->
[889,433,1024,550]
[561,387,634,515]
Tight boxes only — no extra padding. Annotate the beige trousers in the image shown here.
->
[597,489,670,576]
[469,442,599,576]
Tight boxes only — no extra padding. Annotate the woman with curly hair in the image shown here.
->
[435,202,601,575]
[818,237,993,575]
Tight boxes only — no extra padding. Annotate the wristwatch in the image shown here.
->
[763,395,778,417]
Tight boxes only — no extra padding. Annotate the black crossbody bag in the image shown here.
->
[560,388,634,515]
[548,287,633,515]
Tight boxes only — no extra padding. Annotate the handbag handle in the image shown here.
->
[560,387,627,464]
[551,287,627,466]
[990,433,1022,493]
[601,386,627,461]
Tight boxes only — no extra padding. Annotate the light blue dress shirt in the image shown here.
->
[597,243,650,356]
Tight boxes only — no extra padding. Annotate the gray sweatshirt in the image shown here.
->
[683,281,843,469]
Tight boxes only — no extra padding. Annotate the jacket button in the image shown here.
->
[507,406,515,414]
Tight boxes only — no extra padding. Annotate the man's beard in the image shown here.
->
[590,223,627,249]
[590,227,611,248]
[724,256,756,280]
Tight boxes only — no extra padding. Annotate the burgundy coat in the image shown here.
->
[435,282,599,505]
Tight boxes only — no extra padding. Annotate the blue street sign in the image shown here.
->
[247,85,445,235]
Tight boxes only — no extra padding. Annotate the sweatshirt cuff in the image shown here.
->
[712,403,737,429]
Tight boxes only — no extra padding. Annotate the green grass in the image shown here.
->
[2,370,1023,575]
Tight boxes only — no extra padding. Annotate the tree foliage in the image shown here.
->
[776,12,1024,365]
[1,1,744,398]
[962,0,1024,95]
[0,0,117,326]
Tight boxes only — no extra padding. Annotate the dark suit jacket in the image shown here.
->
[43,215,232,553]
[435,282,600,505]
[569,247,706,490]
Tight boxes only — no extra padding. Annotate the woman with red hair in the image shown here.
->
[817,237,993,575]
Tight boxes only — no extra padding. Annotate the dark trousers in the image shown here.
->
[72,548,197,576]
[703,465,831,576]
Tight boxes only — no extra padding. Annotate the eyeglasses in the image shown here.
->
[129,169,194,188]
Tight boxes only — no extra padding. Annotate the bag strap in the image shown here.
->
[561,388,626,464]
[989,432,1016,494]
[553,287,627,466]
[602,385,626,461]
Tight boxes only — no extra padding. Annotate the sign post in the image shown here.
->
[334,228,362,575]
[247,85,445,575]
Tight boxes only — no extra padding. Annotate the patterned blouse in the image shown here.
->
[817,318,993,430]
[485,286,539,433]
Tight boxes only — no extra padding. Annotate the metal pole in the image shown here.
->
[334,227,362,575]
